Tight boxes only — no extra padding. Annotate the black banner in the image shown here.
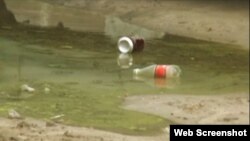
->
[170,125,250,141]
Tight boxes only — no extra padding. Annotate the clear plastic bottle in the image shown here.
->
[133,64,181,78]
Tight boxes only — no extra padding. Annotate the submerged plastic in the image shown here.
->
[133,64,181,78]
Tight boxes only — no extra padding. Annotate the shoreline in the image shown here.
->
[0,93,249,141]
[123,93,249,125]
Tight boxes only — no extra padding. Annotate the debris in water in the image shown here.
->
[8,109,22,119]
[50,114,65,120]
[118,36,144,53]
[21,84,35,92]
[117,53,133,69]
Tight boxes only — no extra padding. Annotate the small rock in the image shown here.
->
[16,121,30,129]
[21,84,35,92]
[63,131,74,137]
[9,137,18,141]
[183,117,188,120]
[8,109,22,119]
[207,27,212,32]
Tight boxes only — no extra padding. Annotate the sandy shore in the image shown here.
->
[0,117,168,141]
[123,93,249,124]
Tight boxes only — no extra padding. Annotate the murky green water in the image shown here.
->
[0,25,249,135]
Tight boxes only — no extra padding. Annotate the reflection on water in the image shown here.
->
[117,53,133,69]
[40,2,50,26]
[133,76,181,89]
[0,36,248,95]
[0,27,249,134]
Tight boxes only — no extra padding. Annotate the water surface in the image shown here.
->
[0,0,249,135]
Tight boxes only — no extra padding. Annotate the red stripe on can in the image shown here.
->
[155,65,167,78]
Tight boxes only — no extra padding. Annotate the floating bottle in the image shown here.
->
[117,36,144,53]
[133,65,181,78]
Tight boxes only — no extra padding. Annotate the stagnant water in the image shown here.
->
[0,0,249,135]
[0,26,248,134]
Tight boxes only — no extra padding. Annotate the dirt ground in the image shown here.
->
[123,93,249,125]
[0,93,248,141]
[0,117,168,141]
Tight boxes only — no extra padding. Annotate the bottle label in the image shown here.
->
[155,65,167,78]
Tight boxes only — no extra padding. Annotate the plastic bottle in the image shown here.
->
[133,64,181,78]
[117,36,144,53]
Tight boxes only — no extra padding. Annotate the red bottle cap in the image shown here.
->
[155,65,167,78]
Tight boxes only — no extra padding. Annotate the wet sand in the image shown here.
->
[0,117,168,141]
[123,93,249,124]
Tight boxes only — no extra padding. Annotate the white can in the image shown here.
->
[117,36,144,53]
